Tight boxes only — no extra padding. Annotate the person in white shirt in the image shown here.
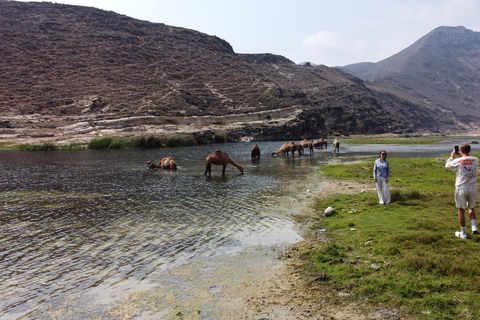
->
[445,142,478,239]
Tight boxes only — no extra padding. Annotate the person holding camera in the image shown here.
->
[445,143,478,239]
[374,150,390,205]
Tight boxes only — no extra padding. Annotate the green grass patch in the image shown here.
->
[164,134,196,147]
[213,132,227,143]
[87,134,197,150]
[341,135,445,145]
[307,155,480,319]
[17,142,86,151]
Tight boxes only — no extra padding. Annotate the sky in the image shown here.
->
[17,0,480,66]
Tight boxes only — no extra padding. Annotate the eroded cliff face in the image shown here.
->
[0,2,449,146]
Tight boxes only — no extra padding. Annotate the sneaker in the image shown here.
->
[473,226,478,235]
[455,231,467,239]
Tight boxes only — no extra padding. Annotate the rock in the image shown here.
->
[471,140,479,144]
[324,207,335,216]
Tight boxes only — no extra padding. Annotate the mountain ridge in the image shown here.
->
[340,26,480,126]
[0,1,466,145]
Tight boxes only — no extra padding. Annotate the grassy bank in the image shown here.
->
[341,135,445,145]
[14,134,199,151]
[305,156,480,319]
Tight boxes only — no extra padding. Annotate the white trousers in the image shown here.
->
[376,176,390,204]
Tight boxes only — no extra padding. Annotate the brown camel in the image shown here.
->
[159,157,177,170]
[205,149,244,176]
[333,138,340,152]
[147,160,161,168]
[300,139,314,155]
[313,138,328,149]
[251,144,260,159]
[271,142,291,157]
[147,157,177,170]
[289,142,303,157]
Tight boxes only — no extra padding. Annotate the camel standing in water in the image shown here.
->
[300,139,314,154]
[313,138,328,149]
[271,142,291,157]
[205,149,244,176]
[251,144,260,159]
[333,138,340,152]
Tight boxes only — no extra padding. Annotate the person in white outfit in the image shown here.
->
[374,150,390,205]
[445,143,478,239]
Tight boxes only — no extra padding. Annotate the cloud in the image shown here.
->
[397,0,478,25]
[300,31,370,66]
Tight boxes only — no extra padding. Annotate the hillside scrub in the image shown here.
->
[306,156,480,319]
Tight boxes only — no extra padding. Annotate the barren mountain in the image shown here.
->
[0,1,451,145]
[340,26,480,128]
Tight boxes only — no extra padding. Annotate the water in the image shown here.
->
[0,138,471,319]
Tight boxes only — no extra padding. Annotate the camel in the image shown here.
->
[147,157,177,170]
[205,149,244,176]
[333,138,340,152]
[251,144,260,159]
[300,139,314,155]
[271,142,291,157]
[313,138,328,149]
[159,157,177,170]
[289,142,303,157]
[147,160,161,168]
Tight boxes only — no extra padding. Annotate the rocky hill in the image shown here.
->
[0,1,452,145]
[340,26,480,129]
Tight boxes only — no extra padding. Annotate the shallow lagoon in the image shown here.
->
[0,138,469,318]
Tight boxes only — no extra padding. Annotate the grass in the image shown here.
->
[14,134,199,151]
[87,134,196,149]
[17,142,86,151]
[164,134,196,147]
[305,155,480,319]
[341,135,445,145]
[88,135,160,150]
[213,132,227,143]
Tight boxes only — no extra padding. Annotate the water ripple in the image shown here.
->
[0,144,312,318]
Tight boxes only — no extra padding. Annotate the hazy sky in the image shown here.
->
[18,0,480,66]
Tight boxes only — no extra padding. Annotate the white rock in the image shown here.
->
[324,207,335,216]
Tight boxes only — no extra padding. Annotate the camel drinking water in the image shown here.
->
[147,157,178,170]
[205,149,244,176]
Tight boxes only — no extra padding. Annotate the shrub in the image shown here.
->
[17,142,58,151]
[87,137,114,150]
[165,134,195,147]
[390,189,422,202]
[213,132,227,143]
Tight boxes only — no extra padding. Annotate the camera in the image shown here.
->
[454,146,459,154]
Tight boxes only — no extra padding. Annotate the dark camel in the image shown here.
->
[289,141,303,157]
[205,149,244,176]
[251,144,260,159]
[313,138,328,149]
